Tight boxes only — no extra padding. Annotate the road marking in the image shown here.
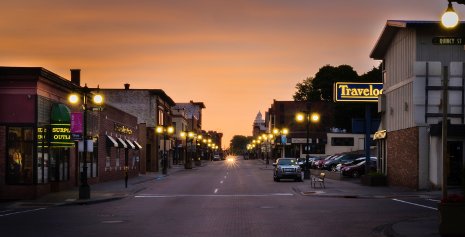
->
[427,199,440,203]
[0,208,46,217]
[224,176,227,179]
[391,199,438,210]
[220,180,224,184]
[214,188,219,194]
[135,193,294,198]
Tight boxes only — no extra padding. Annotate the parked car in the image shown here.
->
[341,158,377,178]
[297,157,318,169]
[314,155,338,169]
[213,155,221,161]
[335,156,370,172]
[310,156,325,169]
[323,153,361,172]
[273,158,303,182]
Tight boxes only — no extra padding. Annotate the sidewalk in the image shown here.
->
[3,164,193,208]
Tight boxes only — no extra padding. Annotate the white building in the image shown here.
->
[371,20,465,189]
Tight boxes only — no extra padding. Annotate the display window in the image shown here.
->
[6,127,34,184]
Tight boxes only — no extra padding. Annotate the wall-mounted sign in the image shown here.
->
[432,37,465,45]
[333,82,383,102]
[114,123,133,135]
[71,112,83,140]
[50,123,74,147]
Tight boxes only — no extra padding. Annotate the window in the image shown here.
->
[331,137,354,146]
[7,127,34,184]
[116,148,121,169]
[158,109,164,126]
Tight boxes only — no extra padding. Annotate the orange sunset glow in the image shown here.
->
[0,0,458,146]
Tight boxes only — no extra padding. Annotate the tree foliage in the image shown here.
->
[293,64,382,131]
[230,135,250,155]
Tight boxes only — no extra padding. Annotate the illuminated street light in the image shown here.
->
[442,1,459,28]
[296,108,321,180]
[68,84,104,199]
[156,125,175,175]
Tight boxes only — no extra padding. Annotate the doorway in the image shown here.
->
[448,141,464,186]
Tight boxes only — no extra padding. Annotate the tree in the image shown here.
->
[230,135,250,155]
[293,64,382,131]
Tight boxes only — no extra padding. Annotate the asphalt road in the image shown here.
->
[0,156,438,237]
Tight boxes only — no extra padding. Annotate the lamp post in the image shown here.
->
[156,125,174,175]
[180,131,195,169]
[260,133,274,166]
[272,128,289,158]
[68,84,104,200]
[296,108,320,180]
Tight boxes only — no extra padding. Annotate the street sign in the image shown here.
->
[334,82,383,102]
[432,37,465,45]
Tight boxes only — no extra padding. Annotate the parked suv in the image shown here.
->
[273,158,303,182]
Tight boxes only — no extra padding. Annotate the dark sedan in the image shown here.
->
[341,158,377,178]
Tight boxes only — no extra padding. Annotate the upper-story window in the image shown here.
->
[158,109,164,126]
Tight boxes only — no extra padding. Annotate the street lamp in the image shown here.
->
[68,84,104,200]
[156,125,174,175]
[296,110,320,180]
[260,133,274,165]
[273,128,289,158]
[442,1,460,28]
[180,131,195,169]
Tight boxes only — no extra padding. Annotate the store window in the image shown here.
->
[49,148,70,181]
[116,148,121,169]
[331,137,355,146]
[6,127,34,184]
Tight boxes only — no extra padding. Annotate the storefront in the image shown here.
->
[0,67,143,200]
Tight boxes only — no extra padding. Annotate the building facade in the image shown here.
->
[100,85,176,173]
[0,67,140,200]
[371,21,465,189]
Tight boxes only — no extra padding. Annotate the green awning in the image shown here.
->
[51,103,71,123]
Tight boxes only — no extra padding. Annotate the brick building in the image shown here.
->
[100,85,176,173]
[0,67,140,200]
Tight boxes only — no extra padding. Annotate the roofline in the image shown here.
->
[100,88,176,106]
[370,20,465,60]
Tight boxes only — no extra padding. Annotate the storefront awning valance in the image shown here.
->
[116,137,127,148]
[374,130,387,140]
[106,135,118,147]
[51,103,71,123]
[125,139,136,149]
[133,140,143,150]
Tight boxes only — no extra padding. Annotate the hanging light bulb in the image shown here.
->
[442,1,459,29]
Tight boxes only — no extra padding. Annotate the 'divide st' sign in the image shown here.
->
[333,82,383,102]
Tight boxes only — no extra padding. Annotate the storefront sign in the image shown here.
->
[37,127,48,144]
[432,37,465,45]
[50,123,74,147]
[114,123,133,135]
[334,82,383,102]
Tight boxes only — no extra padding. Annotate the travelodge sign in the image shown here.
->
[333,82,383,102]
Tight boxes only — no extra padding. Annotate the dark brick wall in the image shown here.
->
[386,127,419,189]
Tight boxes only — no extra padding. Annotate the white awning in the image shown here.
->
[133,140,143,150]
[116,137,127,148]
[125,139,136,149]
[106,135,118,147]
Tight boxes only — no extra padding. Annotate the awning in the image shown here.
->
[116,137,127,148]
[106,135,118,147]
[51,103,71,123]
[125,139,136,149]
[373,130,387,140]
[133,140,143,150]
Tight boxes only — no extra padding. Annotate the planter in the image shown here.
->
[361,174,387,186]
[439,202,465,237]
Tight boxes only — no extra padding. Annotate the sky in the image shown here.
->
[1,0,463,148]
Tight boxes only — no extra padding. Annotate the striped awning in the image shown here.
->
[116,137,127,148]
[133,140,143,150]
[106,135,118,147]
[125,139,136,149]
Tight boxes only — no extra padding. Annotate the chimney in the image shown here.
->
[124,83,130,90]
[70,69,81,86]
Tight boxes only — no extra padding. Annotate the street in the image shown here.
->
[0,156,439,237]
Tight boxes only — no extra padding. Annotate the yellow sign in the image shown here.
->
[334,82,383,102]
